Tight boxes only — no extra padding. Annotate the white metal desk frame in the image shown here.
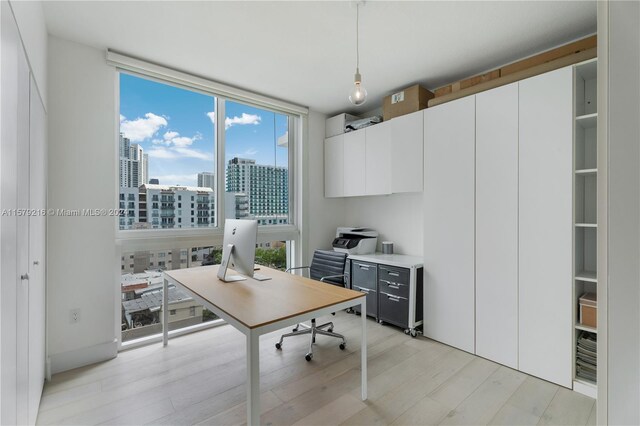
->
[162,274,368,426]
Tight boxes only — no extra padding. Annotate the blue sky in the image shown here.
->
[119,73,288,187]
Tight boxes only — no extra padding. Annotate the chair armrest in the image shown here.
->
[320,274,346,283]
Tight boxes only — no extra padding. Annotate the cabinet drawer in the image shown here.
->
[351,261,377,290]
[378,278,409,299]
[379,291,409,328]
[378,265,410,285]
[352,286,378,318]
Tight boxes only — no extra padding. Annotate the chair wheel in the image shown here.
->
[339,343,346,350]
[305,353,313,361]
[328,328,333,333]
[292,327,298,332]
[410,329,418,338]
[275,342,282,350]
[312,337,316,343]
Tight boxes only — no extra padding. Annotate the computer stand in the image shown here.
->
[217,244,247,282]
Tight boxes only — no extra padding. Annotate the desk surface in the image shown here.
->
[164,265,363,330]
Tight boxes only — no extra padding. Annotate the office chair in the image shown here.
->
[275,249,348,361]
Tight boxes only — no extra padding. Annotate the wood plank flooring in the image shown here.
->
[37,312,595,425]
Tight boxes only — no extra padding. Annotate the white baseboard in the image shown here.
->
[49,338,118,374]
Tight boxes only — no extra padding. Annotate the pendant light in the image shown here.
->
[349,2,367,106]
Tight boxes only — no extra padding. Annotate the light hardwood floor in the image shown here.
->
[37,312,596,425]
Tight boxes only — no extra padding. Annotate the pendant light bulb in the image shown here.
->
[349,69,367,106]
[349,2,367,106]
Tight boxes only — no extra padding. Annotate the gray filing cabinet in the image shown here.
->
[346,253,424,337]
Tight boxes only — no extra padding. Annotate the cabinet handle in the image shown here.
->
[387,296,400,302]
[389,284,400,290]
[33,260,40,266]
[388,272,400,277]
[359,265,370,270]
[20,273,29,281]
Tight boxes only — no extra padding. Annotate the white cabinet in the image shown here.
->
[365,121,391,196]
[518,67,573,387]
[423,95,476,354]
[475,83,519,369]
[391,110,423,193]
[343,131,366,196]
[324,134,344,197]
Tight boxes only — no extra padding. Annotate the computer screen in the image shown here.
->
[217,219,257,282]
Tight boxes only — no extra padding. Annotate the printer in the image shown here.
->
[332,227,378,255]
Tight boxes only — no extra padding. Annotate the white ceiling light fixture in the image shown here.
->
[349,1,367,106]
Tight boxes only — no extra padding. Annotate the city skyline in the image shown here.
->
[119,73,288,187]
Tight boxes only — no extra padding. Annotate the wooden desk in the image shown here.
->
[162,265,367,425]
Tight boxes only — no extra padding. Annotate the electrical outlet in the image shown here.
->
[70,308,80,324]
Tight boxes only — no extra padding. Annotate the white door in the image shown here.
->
[343,130,366,196]
[27,76,47,425]
[365,121,391,196]
[391,110,423,193]
[475,83,519,369]
[1,1,32,423]
[324,135,344,197]
[423,96,476,353]
[518,67,573,387]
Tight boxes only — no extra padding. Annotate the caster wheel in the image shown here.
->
[292,327,298,332]
[410,330,418,338]
[378,320,384,325]
[404,329,410,335]
[339,343,346,350]
[312,337,316,343]
[346,308,353,314]
[275,342,282,349]
[305,353,313,362]
[328,328,333,333]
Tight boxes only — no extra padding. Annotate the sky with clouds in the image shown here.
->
[119,73,288,187]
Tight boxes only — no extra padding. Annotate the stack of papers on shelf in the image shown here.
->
[576,331,597,383]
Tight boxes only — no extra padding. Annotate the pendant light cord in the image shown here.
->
[356,3,360,71]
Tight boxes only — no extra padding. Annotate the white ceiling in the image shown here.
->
[42,1,596,116]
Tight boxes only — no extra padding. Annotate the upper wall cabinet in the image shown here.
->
[391,110,424,193]
[324,110,424,198]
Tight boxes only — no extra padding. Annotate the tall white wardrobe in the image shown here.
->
[1,1,48,424]
[424,66,573,387]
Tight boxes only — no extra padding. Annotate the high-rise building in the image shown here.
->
[225,157,288,219]
[119,184,216,230]
[119,133,147,188]
[197,172,215,191]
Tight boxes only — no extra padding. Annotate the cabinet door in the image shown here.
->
[475,83,519,369]
[519,67,573,387]
[423,96,476,353]
[324,135,344,197]
[365,121,391,195]
[343,130,366,196]
[391,110,424,193]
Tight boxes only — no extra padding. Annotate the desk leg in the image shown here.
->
[162,278,169,347]
[360,298,367,401]
[247,331,260,426]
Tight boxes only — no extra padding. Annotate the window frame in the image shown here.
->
[113,62,304,252]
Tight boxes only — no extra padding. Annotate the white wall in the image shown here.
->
[306,110,346,261]
[8,0,47,108]
[47,36,117,373]
[606,1,640,424]
[343,193,423,256]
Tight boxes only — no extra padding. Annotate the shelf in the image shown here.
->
[575,323,597,333]
[575,223,597,228]
[575,168,597,175]
[575,271,597,283]
[576,113,597,129]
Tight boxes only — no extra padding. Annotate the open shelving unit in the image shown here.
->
[573,58,598,399]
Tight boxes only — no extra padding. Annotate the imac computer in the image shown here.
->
[217,219,272,282]
[217,219,257,282]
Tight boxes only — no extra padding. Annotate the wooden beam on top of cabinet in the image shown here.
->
[429,48,596,108]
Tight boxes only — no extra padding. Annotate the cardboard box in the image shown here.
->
[579,292,597,328]
[325,113,360,138]
[383,85,434,121]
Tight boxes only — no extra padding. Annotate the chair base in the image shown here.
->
[275,319,346,361]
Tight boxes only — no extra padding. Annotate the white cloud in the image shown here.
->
[174,147,211,160]
[147,146,212,161]
[206,111,215,124]
[153,130,202,148]
[163,131,179,140]
[277,131,288,147]
[120,112,167,142]
[153,174,198,186]
[225,113,261,130]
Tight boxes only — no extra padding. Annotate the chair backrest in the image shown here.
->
[309,249,347,287]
